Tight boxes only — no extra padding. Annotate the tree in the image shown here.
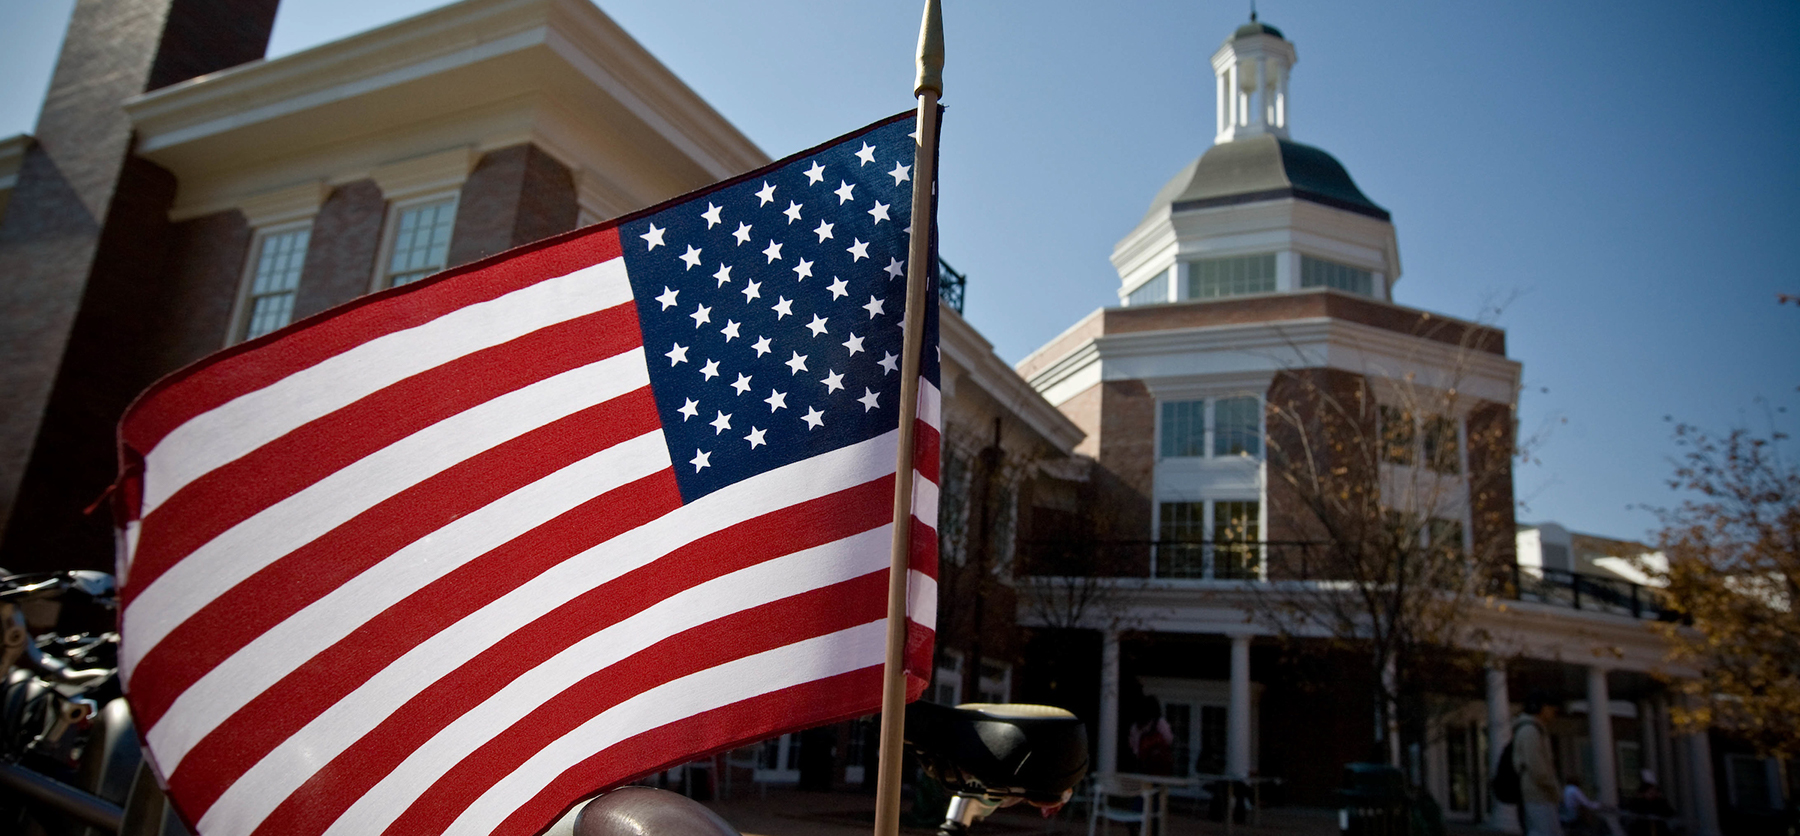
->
[1250,322,1518,771]
[1652,421,1800,758]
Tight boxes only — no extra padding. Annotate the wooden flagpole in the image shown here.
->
[873,2,942,836]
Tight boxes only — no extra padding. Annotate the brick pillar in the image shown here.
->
[447,144,578,268]
[292,180,387,320]
[0,0,279,570]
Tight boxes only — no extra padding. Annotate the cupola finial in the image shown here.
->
[1212,16,1294,143]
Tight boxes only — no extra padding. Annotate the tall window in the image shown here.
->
[380,196,457,288]
[1213,500,1260,579]
[1160,396,1262,459]
[1423,415,1462,474]
[1300,255,1375,296]
[1427,518,1465,561]
[1156,500,1260,580]
[1213,396,1261,457]
[1158,501,1206,578]
[1186,253,1275,299]
[1126,268,1170,306]
[238,226,311,341]
[1160,401,1207,457]
[933,650,963,705]
[1380,405,1416,466]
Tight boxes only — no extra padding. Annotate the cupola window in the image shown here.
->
[1300,255,1374,296]
[1126,268,1171,306]
[1186,253,1275,300]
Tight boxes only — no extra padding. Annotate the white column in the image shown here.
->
[1099,629,1122,775]
[1216,73,1228,139]
[1654,697,1678,801]
[1228,634,1252,778]
[1639,700,1659,786]
[1587,666,1618,805]
[1683,697,1720,836]
[1485,663,1519,832]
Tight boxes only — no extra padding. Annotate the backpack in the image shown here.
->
[1490,740,1521,805]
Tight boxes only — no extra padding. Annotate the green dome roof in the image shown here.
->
[1234,20,1285,40]
[1142,134,1389,223]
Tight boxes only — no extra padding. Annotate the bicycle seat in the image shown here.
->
[905,701,1089,806]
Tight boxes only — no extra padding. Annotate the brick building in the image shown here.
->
[0,0,1087,803]
[1006,18,1731,834]
[0,3,1769,831]
[0,0,764,577]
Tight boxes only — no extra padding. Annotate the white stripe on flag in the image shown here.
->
[446,621,891,836]
[916,373,942,427]
[123,348,650,678]
[315,527,896,836]
[140,259,632,515]
[146,428,672,772]
[192,426,914,835]
[909,568,938,630]
[913,470,939,529]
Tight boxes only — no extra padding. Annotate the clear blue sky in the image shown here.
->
[2,0,1796,543]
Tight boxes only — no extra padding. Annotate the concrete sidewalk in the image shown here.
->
[698,787,1502,836]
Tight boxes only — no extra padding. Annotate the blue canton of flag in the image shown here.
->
[622,112,940,500]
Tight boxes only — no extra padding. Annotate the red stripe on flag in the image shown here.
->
[494,666,886,836]
[165,468,685,818]
[124,303,644,605]
[127,387,664,732]
[383,572,892,836]
[907,513,940,681]
[121,228,625,457]
[914,420,941,483]
[224,476,899,836]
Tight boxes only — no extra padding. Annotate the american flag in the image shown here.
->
[112,111,940,836]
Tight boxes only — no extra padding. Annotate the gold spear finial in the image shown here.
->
[914,0,944,97]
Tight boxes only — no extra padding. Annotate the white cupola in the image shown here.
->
[1212,15,1296,144]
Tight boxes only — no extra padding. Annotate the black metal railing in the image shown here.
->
[938,257,966,313]
[1016,540,1676,621]
[1511,564,1676,621]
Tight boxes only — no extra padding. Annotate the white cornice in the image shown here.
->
[235,180,327,227]
[1024,309,1520,407]
[368,146,478,202]
[1017,578,1686,674]
[126,0,766,222]
[941,306,1085,453]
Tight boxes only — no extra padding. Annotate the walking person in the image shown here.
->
[1514,693,1564,836]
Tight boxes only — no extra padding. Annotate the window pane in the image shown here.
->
[1160,400,1205,458]
[1213,500,1259,579]
[1127,269,1169,306]
[1213,396,1261,457]
[385,197,457,287]
[1186,253,1275,299]
[1428,518,1464,560]
[241,227,311,340]
[1300,255,1374,296]
[1158,501,1206,578]
[1380,405,1415,466]
[1424,415,1461,474]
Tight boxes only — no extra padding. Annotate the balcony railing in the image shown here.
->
[938,257,966,313]
[1016,540,1677,621]
[1511,564,1676,621]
